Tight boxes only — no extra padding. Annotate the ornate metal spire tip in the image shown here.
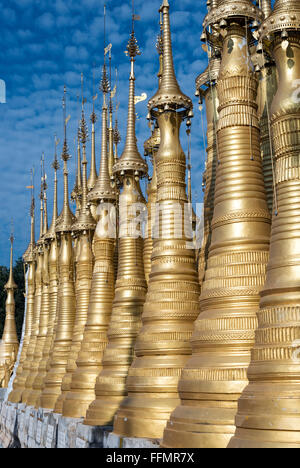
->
[100,63,110,95]
[126,30,141,59]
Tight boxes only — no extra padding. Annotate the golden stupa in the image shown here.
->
[84,24,148,427]
[113,0,200,440]
[55,79,96,414]
[62,51,117,419]
[40,88,77,410]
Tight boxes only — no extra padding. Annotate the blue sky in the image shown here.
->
[0,0,208,266]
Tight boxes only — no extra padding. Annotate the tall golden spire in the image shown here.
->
[114,0,199,439]
[22,162,46,402]
[8,183,35,402]
[55,74,96,414]
[23,153,50,405]
[28,137,61,407]
[84,12,147,426]
[4,230,17,293]
[88,23,117,204]
[230,0,300,449]
[195,55,220,288]
[0,229,19,387]
[148,0,192,112]
[63,7,117,418]
[113,15,147,176]
[40,87,76,410]
[143,35,162,285]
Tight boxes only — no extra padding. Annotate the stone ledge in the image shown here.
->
[0,404,161,448]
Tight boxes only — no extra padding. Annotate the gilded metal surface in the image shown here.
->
[33,239,59,409]
[162,22,271,449]
[148,1,192,113]
[31,156,60,408]
[259,0,300,40]
[114,1,199,439]
[196,59,220,288]
[8,200,36,402]
[230,16,300,447]
[257,62,277,213]
[85,41,147,425]
[88,109,98,191]
[62,89,117,418]
[143,125,160,284]
[40,232,75,410]
[108,106,115,180]
[40,104,77,410]
[261,0,272,19]
[0,236,19,387]
[204,0,263,31]
[85,176,146,426]
[55,108,95,414]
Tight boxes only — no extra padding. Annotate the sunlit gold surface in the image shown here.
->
[114,2,199,440]
[196,59,220,288]
[85,176,147,426]
[40,232,75,410]
[230,9,300,447]
[31,161,60,408]
[163,21,271,448]
[85,44,148,424]
[40,120,77,410]
[21,246,43,403]
[62,93,117,418]
[55,102,96,414]
[257,62,277,213]
[143,126,159,284]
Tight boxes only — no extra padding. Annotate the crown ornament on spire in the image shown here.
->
[113,3,147,177]
[148,0,192,114]
[204,0,263,32]
[52,135,60,171]
[73,74,96,232]
[88,5,117,203]
[56,86,76,233]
